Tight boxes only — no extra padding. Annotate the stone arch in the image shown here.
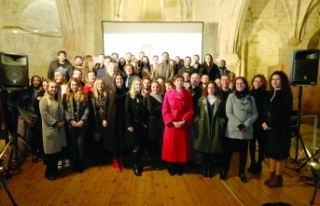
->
[243,23,283,80]
[21,0,60,34]
[307,29,320,49]
[297,0,320,41]
[243,20,287,44]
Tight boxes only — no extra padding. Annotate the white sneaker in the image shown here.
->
[57,160,63,169]
[65,159,71,167]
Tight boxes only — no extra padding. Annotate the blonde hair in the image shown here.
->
[44,80,59,106]
[92,78,107,98]
[128,78,142,99]
[64,78,87,106]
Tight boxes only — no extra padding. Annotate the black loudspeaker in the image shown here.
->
[290,50,320,86]
[0,52,29,89]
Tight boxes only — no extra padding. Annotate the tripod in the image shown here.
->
[0,138,18,206]
[291,86,311,168]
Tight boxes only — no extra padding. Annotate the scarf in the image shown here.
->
[234,90,249,99]
[207,95,217,106]
[150,93,163,103]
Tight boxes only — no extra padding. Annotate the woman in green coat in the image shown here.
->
[195,81,225,178]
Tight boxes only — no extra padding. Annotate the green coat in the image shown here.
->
[194,97,225,154]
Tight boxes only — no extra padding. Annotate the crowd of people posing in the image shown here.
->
[1,50,293,188]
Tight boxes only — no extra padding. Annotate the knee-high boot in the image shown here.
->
[132,151,141,176]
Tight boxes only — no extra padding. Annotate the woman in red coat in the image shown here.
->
[162,74,194,176]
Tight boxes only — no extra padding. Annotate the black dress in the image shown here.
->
[250,88,268,142]
[264,89,293,159]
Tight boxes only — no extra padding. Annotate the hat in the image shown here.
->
[56,68,69,77]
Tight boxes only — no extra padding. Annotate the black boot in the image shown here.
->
[133,152,142,176]
[133,165,141,176]
[78,160,84,173]
[202,163,208,177]
[247,163,256,173]
[239,172,248,183]
[168,163,176,176]
[176,163,184,176]
[207,163,213,178]
[220,169,228,180]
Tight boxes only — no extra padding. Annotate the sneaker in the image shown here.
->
[65,159,71,167]
[57,160,63,169]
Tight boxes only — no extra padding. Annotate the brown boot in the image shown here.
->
[264,172,275,185]
[267,175,283,187]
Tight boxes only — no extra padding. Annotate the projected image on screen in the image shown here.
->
[103,22,203,61]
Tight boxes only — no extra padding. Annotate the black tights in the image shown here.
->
[248,132,266,166]
[223,138,249,174]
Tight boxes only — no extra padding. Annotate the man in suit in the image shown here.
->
[150,55,159,73]
[124,64,139,89]
[153,52,174,81]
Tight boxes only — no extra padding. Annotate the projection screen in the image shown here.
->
[102,22,203,61]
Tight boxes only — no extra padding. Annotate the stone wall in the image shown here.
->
[0,0,63,78]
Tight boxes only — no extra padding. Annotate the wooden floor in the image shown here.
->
[1,123,320,206]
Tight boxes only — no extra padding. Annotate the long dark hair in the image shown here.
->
[141,56,151,74]
[118,57,126,71]
[269,71,291,94]
[203,54,213,69]
[202,81,223,100]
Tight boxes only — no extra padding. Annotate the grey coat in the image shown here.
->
[225,93,258,140]
[39,96,67,154]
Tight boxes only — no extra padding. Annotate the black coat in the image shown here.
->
[146,95,163,139]
[199,63,220,81]
[125,93,147,147]
[264,89,293,159]
[104,87,127,152]
[190,86,202,117]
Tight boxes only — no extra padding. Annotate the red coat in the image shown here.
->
[161,89,194,163]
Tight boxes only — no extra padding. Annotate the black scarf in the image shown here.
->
[234,90,249,99]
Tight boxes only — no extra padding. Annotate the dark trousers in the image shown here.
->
[45,153,59,175]
[29,120,43,155]
[223,138,249,174]
[69,126,87,161]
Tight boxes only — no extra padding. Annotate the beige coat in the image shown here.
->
[39,96,67,154]
[152,62,174,80]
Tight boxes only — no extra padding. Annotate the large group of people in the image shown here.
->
[0,49,293,188]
